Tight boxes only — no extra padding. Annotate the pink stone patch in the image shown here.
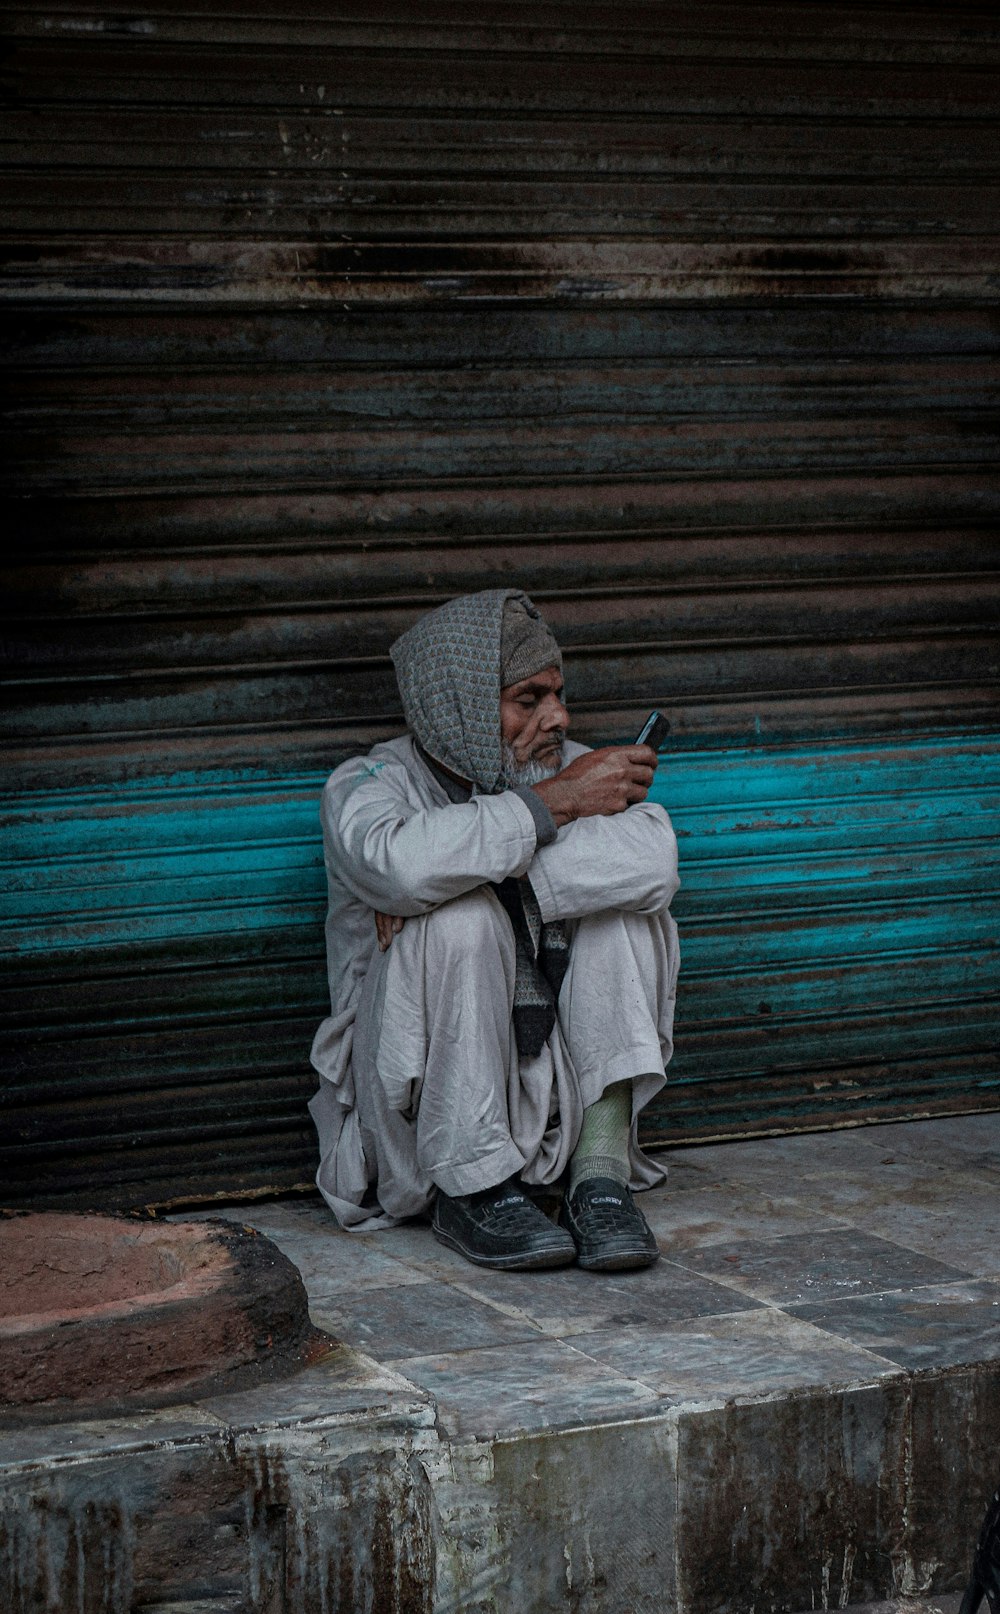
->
[0,1212,329,1419]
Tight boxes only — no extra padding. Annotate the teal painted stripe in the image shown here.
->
[3,725,996,1184]
[2,904,321,952]
[0,797,325,862]
[674,799,1000,859]
[2,848,324,907]
[4,887,995,958]
[6,807,994,887]
[1,736,998,980]
[3,841,995,921]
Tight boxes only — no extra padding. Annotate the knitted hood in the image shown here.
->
[390,588,551,792]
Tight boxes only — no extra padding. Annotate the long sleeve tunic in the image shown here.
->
[309,733,680,1225]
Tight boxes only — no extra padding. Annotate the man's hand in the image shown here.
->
[375,911,406,951]
[531,745,657,828]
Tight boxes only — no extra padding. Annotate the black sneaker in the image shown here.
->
[559,1176,660,1272]
[432,1178,577,1271]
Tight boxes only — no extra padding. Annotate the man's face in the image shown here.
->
[499,666,569,778]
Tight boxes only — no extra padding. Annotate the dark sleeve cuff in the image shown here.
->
[512,785,558,847]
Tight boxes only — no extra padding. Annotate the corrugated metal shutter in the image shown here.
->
[2,2,998,1208]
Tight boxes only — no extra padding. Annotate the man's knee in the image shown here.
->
[570,906,665,947]
[412,885,514,964]
[562,906,678,1000]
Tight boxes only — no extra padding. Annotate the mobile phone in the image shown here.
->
[634,710,671,751]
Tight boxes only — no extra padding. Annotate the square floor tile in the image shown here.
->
[650,1156,725,1193]
[256,1228,429,1298]
[670,1129,886,1185]
[200,1342,431,1430]
[667,1227,970,1306]
[346,1218,480,1281]
[569,1306,899,1400]
[439,1254,761,1338]
[856,1113,1000,1172]
[761,1154,988,1223]
[311,1277,545,1361]
[392,1337,662,1437]
[850,1192,1000,1281]
[788,1279,1000,1370]
[183,1197,328,1238]
[641,1181,844,1252]
[0,1405,227,1468]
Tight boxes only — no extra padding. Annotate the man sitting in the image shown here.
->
[309,588,680,1271]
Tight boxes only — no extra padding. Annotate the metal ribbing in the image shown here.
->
[1,2,998,1206]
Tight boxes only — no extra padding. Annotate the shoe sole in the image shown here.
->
[575,1246,660,1273]
[432,1222,576,1271]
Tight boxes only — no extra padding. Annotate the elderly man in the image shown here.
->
[309,588,679,1272]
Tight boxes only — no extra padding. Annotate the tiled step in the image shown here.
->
[2,1117,997,1613]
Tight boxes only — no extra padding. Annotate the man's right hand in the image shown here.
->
[375,911,406,951]
[531,745,657,828]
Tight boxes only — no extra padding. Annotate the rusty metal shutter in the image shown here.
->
[2,3,998,1208]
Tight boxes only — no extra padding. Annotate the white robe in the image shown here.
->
[309,735,680,1230]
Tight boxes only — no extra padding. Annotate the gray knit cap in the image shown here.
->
[390,588,560,792]
[500,596,562,689]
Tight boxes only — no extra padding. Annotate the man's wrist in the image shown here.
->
[511,785,559,846]
[531,776,576,829]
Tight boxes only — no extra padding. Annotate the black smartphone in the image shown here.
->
[634,710,671,751]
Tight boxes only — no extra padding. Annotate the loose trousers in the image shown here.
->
[317,885,678,1227]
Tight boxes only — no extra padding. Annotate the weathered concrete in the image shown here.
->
[0,1347,438,1614]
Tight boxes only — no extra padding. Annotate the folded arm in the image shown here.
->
[523,738,679,920]
[324,757,538,917]
[528,800,679,922]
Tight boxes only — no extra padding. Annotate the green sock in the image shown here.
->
[568,1080,632,1195]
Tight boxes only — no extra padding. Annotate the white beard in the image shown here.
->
[499,738,564,789]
